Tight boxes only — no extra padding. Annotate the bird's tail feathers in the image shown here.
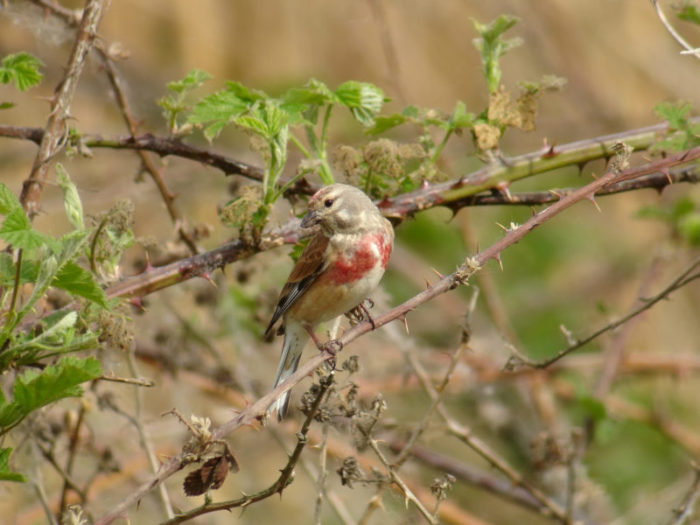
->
[269,323,309,421]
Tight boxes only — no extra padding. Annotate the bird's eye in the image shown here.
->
[324,198,334,208]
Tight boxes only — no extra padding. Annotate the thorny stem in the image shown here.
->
[517,256,700,369]
[156,375,333,525]
[19,0,107,218]
[94,146,700,524]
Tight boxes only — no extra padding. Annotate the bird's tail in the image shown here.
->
[269,322,309,421]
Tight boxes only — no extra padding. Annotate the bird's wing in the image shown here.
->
[265,232,330,336]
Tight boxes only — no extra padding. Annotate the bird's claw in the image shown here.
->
[345,299,376,329]
[320,339,343,370]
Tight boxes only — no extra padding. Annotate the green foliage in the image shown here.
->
[0,448,26,482]
[0,52,43,95]
[471,15,522,93]
[0,356,101,436]
[89,199,136,282]
[676,3,700,25]
[0,174,111,456]
[158,69,211,135]
[638,196,700,246]
[652,101,700,151]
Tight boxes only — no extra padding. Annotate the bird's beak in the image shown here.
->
[300,210,321,228]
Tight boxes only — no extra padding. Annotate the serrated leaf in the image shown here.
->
[282,78,334,106]
[166,69,211,94]
[450,101,474,129]
[654,101,691,130]
[0,208,49,251]
[0,252,38,286]
[471,15,522,93]
[0,448,26,483]
[189,81,267,128]
[334,81,386,126]
[0,183,22,215]
[56,164,84,230]
[367,114,407,135]
[12,356,102,417]
[52,261,107,307]
[0,52,43,91]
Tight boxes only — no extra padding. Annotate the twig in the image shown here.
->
[94,146,700,524]
[19,0,108,218]
[593,256,664,398]
[667,465,700,525]
[364,436,437,524]
[59,403,87,511]
[313,424,330,525]
[651,0,700,60]
[126,349,174,519]
[156,375,333,525]
[517,255,700,369]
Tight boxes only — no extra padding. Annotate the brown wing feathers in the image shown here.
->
[265,233,330,336]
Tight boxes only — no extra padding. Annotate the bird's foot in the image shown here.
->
[320,339,343,370]
[345,298,376,329]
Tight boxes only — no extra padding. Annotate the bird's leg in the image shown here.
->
[303,324,343,370]
[345,298,376,329]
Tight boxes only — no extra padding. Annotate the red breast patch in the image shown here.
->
[326,232,391,285]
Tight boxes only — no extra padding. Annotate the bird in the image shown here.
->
[265,183,394,420]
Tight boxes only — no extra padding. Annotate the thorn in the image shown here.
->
[401,315,410,335]
[129,297,145,311]
[662,168,673,185]
[587,194,601,213]
[495,222,508,232]
[590,171,599,180]
[494,253,503,271]
[424,278,431,289]
[548,189,562,200]
[495,181,512,201]
[200,272,217,288]
[430,267,445,279]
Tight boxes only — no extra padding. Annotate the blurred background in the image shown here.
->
[1,1,700,524]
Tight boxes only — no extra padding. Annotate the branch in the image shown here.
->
[514,255,700,369]
[19,0,108,218]
[651,0,700,60]
[155,375,332,525]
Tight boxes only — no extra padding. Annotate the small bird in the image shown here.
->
[265,183,394,420]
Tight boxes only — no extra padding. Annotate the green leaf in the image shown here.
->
[166,68,211,94]
[12,356,101,418]
[334,81,386,126]
[19,230,89,319]
[189,81,268,140]
[677,5,700,25]
[282,78,334,106]
[53,262,107,307]
[0,252,38,286]
[0,102,14,110]
[449,101,474,129]
[0,182,22,215]
[0,53,43,91]
[367,113,407,135]
[56,164,84,230]
[0,208,51,251]
[654,101,691,130]
[0,448,26,482]
[471,15,522,93]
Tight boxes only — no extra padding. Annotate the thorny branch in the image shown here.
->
[511,255,700,369]
[18,0,107,218]
[155,374,333,525]
[91,138,700,525]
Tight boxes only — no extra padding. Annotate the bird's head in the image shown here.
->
[301,183,383,235]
